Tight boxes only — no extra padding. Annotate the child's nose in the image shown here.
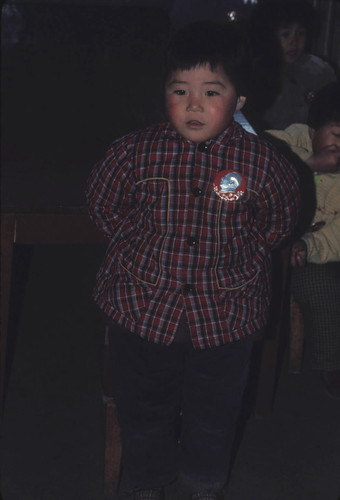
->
[187,95,203,111]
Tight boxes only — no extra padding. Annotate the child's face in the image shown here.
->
[311,122,340,153]
[165,64,246,143]
[277,23,307,63]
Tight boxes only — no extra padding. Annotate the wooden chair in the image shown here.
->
[253,247,306,416]
[0,210,106,417]
[253,246,291,417]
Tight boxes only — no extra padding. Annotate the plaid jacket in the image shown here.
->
[86,120,300,348]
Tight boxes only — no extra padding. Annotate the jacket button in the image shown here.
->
[198,142,209,152]
[192,187,203,197]
[183,284,193,294]
[187,237,197,246]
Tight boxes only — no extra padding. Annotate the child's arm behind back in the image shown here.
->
[86,139,135,239]
[254,141,301,249]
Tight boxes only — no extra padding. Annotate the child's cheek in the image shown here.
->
[166,98,182,123]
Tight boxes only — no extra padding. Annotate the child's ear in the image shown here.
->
[308,126,315,140]
[236,96,246,111]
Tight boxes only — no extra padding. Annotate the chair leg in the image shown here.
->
[102,326,122,497]
[288,295,304,374]
[1,214,15,416]
[104,400,122,497]
[254,247,290,418]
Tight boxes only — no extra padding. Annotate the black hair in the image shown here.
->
[307,81,340,130]
[165,20,249,96]
[272,0,320,42]
[248,0,320,54]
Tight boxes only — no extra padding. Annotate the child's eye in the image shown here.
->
[174,89,186,95]
[206,90,219,97]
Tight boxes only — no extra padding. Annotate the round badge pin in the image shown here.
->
[213,170,246,201]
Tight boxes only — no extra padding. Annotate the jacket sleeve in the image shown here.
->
[256,146,301,250]
[302,215,340,263]
[85,140,135,239]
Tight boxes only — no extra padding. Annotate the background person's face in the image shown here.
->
[278,23,307,63]
[312,122,340,153]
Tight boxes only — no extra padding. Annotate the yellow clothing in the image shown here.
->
[267,124,340,263]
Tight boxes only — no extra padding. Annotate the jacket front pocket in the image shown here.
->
[108,265,153,321]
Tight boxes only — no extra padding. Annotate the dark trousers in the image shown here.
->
[291,261,340,371]
[108,323,253,491]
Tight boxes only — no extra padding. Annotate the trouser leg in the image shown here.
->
[108,324,183,489]
[291,262,340,371]
[180,339,254,492]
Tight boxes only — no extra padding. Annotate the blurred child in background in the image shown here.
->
[266,82,340,399]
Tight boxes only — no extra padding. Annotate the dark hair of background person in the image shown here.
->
[249,0,320,52]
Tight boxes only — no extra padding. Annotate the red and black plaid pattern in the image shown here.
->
[86,120,300,348]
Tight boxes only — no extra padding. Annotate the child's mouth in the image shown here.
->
[187,120,204,128]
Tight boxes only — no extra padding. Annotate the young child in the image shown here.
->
[266,81,340,398]
[86,21,300,500]
[246,0,336,131]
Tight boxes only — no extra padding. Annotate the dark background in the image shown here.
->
[2,3,173,210]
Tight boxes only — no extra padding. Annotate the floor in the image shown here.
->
[1,245,340,500]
